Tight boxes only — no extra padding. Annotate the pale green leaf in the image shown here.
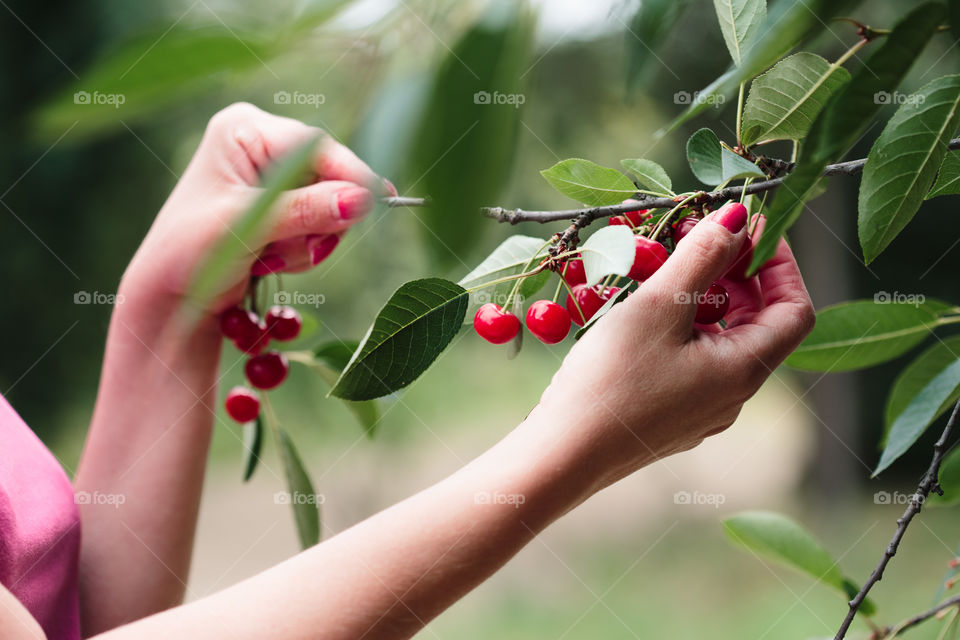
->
[686,128,764,185]
[580,226,636,286]
[884,335,960,445]
[620,158,674,195]
[541,159,638,206]
[278,429,320,549]
[713,0,766,67]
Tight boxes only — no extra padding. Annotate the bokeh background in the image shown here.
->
[2,0,960,637]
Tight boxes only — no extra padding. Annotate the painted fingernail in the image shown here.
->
[712,202,748,234]
[337,187,375,220]
[307,234,340,265]
[251,254,285,276]
[382,178,398,197]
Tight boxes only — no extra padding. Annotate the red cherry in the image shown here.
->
[609,209,650,227]
[695,283,730,324]
[565,284,606,327]
[600,286,622,301]
[233,320,269,355]
[245,351,289,390]
[628,236,668,281]
[560,258,586,286]
[224,386,260,423]
[672,216,700,244]
[609,215,628,226]
[220,308,259,340]
[473,304,521,344]
[265,305,302,341]
[726,239,755,281]
[525,300,572,344]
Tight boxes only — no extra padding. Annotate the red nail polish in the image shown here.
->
[383,179,398,197]
[337,187,375,220]
[307,234,340,265]
[712,202,748,233]
[251,254,285,276]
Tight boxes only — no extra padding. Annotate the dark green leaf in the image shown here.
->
[313,341,381,438]
[884,335,960,444]
[686,128,764,186]
[277,428,320,549]
[859,75,960,263]
[581,226,636,286]
[621,158,674,195]
[876,358,960,476]
[241,416,263,482]
[785,300,940,372]
[330,279,469,401]
[926,150,960,199]
[713,0,766,67]
[541,159,638,206]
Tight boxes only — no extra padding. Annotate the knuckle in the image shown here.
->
[207,102,261,133]
[287,191,318,232]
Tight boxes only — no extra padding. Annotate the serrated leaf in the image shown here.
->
[884,336,960,445]
[580,226,636,286]
[927,151,960,199]
[313,341,381,438]
[859,75,960,263]
[277,429,320,549]
[750,4,947,273]
[541,159,638,206]
[785,300,940,372]
[459,236,548,290]
[686,128,764,185]
[876,358,960,476]
[741,52,851,146]
[330,279,469,401]
[713,0,766,67]
[241,416,263,483]
[620,158,674,195]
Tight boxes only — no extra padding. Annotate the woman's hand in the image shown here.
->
[527,206,816,491]
[120,102,394,315]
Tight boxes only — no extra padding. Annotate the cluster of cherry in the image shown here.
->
[473,202,753,345]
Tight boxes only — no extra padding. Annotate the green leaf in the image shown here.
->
[624,0,692,90]
[574,285,633,339]
[540,159,638,206]
[241,416,263,483]
[188,136,319,306]
[410,1,534,269]
[312,341,381,438]
[713,0,766,67]
[686,128,764,186]
[750,3,947,272]
[459,236,548,290]
[927,151,960,199]
[277,428,320,549]
[876,358,960,476]
[580,226,636,286]
[929,446,960,507]
[741,52,851,146]
[884,336,960,445]
[330,279,469,401]
[785,300,940,372]
[620,158,674,195]
[859,75,960,263]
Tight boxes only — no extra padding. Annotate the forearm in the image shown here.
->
[75,279,223,634]
[94,405,611,640]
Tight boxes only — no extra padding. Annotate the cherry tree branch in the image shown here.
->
[834,397,960,640]
[881,593,960,638]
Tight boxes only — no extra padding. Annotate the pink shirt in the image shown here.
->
[0,395,81,639]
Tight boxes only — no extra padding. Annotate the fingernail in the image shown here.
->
[251,254,285,276]
[712,202,748,234]
[337,187,375,220]
[382,178,398,197]
[307,234,340,265]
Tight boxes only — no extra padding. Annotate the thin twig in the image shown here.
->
[882,593,960,638]
[834,397,960,640]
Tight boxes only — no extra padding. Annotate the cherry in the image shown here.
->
[609,209,650,227]
[233,320,269,355]
[473,303,521,344]
[726,239,755,281]
[245,351,290,390]
[601,286,622,301]
[628,236,668,281]
[694,283,730,324]
[560,258,586,286]
[265,305,302,341]
[565,284,606,327]
[525,300,572,344]
[220,308,259,340]
[224,386,260,423]
[672,215,700,244]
